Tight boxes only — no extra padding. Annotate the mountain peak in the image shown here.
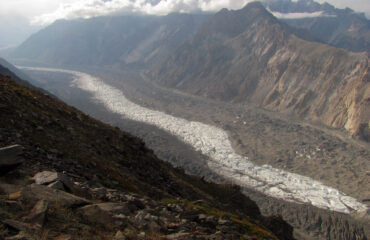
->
[243,1,265,10]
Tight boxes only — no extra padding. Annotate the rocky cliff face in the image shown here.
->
[151,2,370,140]
[0,68,294,239]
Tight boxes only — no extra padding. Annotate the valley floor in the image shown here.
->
[19,64,369,240]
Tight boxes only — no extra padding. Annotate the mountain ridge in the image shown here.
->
[262,0,370,52]
[151,1,370,141]
[9,13,209,68]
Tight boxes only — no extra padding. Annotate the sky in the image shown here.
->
[0,0,369,48]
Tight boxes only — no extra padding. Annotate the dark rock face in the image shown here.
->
[151,2,369,140]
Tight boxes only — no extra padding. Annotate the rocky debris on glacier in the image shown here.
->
[44,66,365,215]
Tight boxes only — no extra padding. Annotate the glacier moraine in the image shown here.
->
[19,66,368,214]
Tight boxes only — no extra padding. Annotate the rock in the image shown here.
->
[164,232,191,240]
[8,191,22,200]
[0,145,23,175]
[79,202,131,225]
[0,183,22,195]
[2,219,37,232]
[53,235,72,240]
[131,210,147,225]
[21,184,90,208]
[218,219,231,225]
[113,231,126,240]
[24,200,48,227]
[33,171,59,185]
[5,231,35,240]
[137,232,146,239]
[78,205,114,225]
[32,171,75,193]
[123,226,137,239]
[146,221,161,232]
[47,181,66,191]
[197,214,207,221]
[81,202,131,215]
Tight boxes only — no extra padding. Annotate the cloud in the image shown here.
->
[267,9,337,19]
[29,0,370,26]
[31,0,252,26]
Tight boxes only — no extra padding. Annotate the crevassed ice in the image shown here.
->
[19,66,368,214]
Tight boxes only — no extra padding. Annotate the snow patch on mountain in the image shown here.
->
[267,8,336,19]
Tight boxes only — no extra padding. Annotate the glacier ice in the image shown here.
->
[19,66,368,214]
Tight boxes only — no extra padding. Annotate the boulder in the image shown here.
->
[32,171,74,191]
[47,181,66,191]
[0,183,22,195]
[164,232,191,240]
[78,203,130,226]
[53,234,72,240]
[5,231,35,240]
[33,171,59,185]
[32,171,88,197]
[0,145,24,175]
[2,219,37,232]
[113,231,126,240]
[21,184,90,208]
[23,200,48,227]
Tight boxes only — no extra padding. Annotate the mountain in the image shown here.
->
[0,67,294,239]
[262,0,370,52]
[0,57,34,83]
[150,2,370,141]
[10,13,209,68]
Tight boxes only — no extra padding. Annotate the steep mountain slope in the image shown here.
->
[0,57,34,83]
[0,68,294,239]
[10,13,209,68]
[151,2,370,140]
[262,0,370,52]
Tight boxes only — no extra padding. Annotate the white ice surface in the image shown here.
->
[19,66,368,214]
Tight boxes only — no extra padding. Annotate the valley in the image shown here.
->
[19,65,370,239]
[2,1,369,239]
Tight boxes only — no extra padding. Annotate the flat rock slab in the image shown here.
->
[78,202,131,225]
[32,171,82,195]
[5,231,35,240]
[0,145,24,174]
[21,184,91,208]
[0,183,23,195]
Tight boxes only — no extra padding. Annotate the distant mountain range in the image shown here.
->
[8,1,370,140]
[151,2,370,140]
[262,0,370,52]
[10,13,209,68]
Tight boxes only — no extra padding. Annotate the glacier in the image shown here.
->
[19,66,368,214]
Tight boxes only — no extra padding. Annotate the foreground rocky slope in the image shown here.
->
[151,2,370,141]
[0,71,294,239]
